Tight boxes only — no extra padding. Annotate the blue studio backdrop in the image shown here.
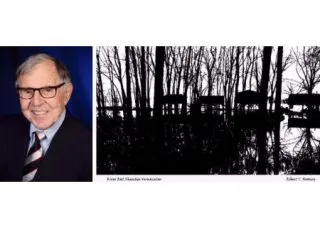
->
[0,47,92,130]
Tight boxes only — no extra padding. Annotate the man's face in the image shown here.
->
[17,60,73,130]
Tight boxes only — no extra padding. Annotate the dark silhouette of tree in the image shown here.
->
[113,46,126,109]
[191,46,204,103]
[140,46,147,118]
[153,46,165,171]
[274,46,283,174]
[125,47,133,122]
[257,46,272,174]
[130,47,141,117]
[96,48,105,118]
[294,47,320,94]
[153,47,165,122]
[234,47,241,114]
[204,47,217,96]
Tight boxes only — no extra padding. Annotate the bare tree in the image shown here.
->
[293,47,320,94]
[125,46,133,121]
[203,47,217,96]
[191,46,204,103]
[257,46,273,174]
[96,47,105,118]
[140,46,147,117]
[130,47,141,117]
[99,46,127,115]
[274,46,283,174]
[153,47,166,168]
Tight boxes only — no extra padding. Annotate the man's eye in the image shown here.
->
[24,89,33,94]
[43,88,54,93]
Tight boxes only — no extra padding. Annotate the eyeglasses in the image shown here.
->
[16,82,66,99]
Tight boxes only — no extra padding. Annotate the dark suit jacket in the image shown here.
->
[0,113,92,182]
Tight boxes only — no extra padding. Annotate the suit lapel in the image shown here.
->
[6,116,29,181]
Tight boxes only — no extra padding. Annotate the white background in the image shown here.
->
[1,0,320,228]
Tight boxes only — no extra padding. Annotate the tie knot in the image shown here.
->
[35,131,46,141]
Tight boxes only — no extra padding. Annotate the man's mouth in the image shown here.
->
[32,110,48,116]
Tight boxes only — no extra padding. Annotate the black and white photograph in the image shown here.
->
[97,46,320,175]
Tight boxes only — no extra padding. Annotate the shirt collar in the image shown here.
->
[29,109,66,140]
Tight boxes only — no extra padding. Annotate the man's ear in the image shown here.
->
[64,83,73,105]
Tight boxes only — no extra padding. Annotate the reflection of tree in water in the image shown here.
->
[97,46,320,174]
[288,47,320,174]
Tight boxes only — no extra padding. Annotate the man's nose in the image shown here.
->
[31,90,44,106]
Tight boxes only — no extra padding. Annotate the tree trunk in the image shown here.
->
[146,47,151,109]
[140,46,147,117]
[153,46,165,172]
[193,47,203,102]
[257,46,272,174]
[274,46,283,174]
[131,47,141,117]
[154,47,165,120]
[125,46,133,122]
[96,51,105,118]
[114,47,126,108]
[234,47,241,116]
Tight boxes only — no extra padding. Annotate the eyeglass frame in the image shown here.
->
[16,82,66,99]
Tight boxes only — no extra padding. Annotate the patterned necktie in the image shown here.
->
[22,131,46,182]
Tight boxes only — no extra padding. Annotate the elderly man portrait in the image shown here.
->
[0,51,92,182]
